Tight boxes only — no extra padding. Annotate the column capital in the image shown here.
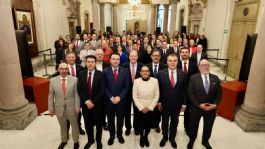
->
[92,0,98,3]
[170,0,179,4]
[99,2,105,7]
[164,4,169,9]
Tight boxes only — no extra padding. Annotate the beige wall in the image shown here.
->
[80,0,93,32]
[33,0,69,53]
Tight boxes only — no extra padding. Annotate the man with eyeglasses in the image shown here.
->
[187,59,222,149]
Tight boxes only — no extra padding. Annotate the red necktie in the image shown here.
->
[62,78,66,95]
[184,62,188,73]
[71,66,75,77]
[114,69,118,81]
[131,64,135,81]
[87,72,92,98]
[75,40,79,48]
[170,71,175,88]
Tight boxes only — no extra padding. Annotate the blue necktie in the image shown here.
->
[154,65,158,78]
[204,75,209,94]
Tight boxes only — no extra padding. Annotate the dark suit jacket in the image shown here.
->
[122,62,143,97]
[103,66,130,102]
[190,52,208,65]
[177,60,199,82]
[159,48,174,64]
[188,73,222,108]
[77,70,105,112]
[147,62,167,78]
[157,69,187,110]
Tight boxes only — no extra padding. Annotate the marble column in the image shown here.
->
[150,4,157,34]
[0,0,37,130]
[92,0,99,33]
[76,1,81,26]
[234,10,265,132]
[169,1,178,38]
[112,4,119,34]
[99,3,105,32]
[163,4,169,33]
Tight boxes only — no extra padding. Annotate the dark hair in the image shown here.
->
[140,65,150,71]
[151,49,160,55]
[167,53,178,59]
[179,46,189,52]
[109,52,121,59]
[85,55,97,62]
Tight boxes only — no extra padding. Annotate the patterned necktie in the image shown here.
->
[114,69,118,81]
[154,65,158,78]
[204,75,209,94]
[62,78,66,95]
[87,72,92,98]
[131,64,135,81]
[71,66,75,77]
[170,71,175,88]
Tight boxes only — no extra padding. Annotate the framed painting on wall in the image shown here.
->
[14,8,34,44]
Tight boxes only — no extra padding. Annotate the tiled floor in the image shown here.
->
[1,114,264,149]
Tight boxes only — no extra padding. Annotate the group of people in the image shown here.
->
[49,31,221,149]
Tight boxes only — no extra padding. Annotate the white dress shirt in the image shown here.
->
[152,63,159,74]
[96,62,103,71]
[181,60,189,72]
[201,73,210,88]
[68,64,76,77]
[197,52,202,64]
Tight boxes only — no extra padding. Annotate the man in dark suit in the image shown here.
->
[112,36,126,53]
[95,48,110,130]
[187,59,222,149]
[147,49,166,133]
[104,53,130,145]
[157,54,187,148]
[177,47,199,134]
[77,55,105,149]
[159,41,174,64]
[122,50,143,136]
[190,44,208,65]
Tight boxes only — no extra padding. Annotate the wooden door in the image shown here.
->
[226,0,259,79]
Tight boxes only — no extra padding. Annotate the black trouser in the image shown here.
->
[137,110,153,138]
[184,106,190,131]
[102,106,108,127]
[124,97,132,130]
[106,101,125,138]
[153,106,161,128]
[161,109,181,140]
[189,108,216,142]
[67,112,82,132]
[83,108,103,142]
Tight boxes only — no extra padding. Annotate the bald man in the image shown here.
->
[48,63,80,149]
[187,60,222,149]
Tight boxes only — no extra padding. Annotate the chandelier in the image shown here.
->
[128,0,141,5]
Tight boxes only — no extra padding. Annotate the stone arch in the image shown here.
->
[178,5,186,32]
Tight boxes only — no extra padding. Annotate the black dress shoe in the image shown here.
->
[97,142,103,149]
[103,124,109,131]
[159,137,168,147]
[79,128,86,135]
[125,129,131,136]
[108,138,114,145]
[169,139,177,148]
[156,127,161,133]
[58,142,67,149]
[74,142,79,149]
[140,137,144,147]
[144,136,150,147]
[202,141,212,149]
[134,130,140,135]
[118,136,125,144]
[84,140,95,149]
[187,140,194,149]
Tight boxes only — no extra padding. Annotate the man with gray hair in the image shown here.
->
[48,62,80,149]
